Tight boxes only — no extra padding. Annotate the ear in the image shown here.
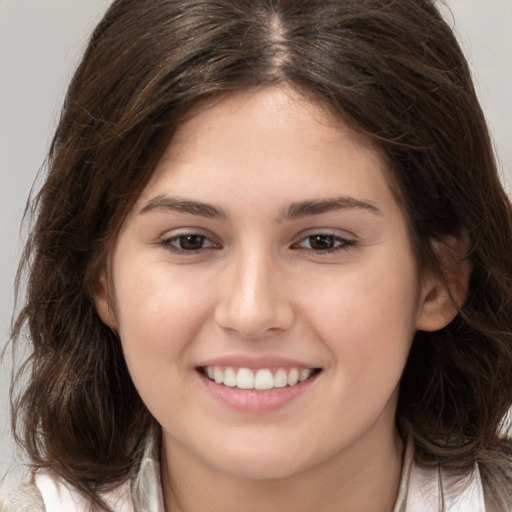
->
[416,236,471,332]
[93,270,119,330]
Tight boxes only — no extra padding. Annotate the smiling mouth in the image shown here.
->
[199,366,322,391]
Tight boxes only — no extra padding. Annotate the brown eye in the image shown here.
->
[162,233,218,253]
[308,234,337,251]
[177,234,207,251]
[293,232,355,254]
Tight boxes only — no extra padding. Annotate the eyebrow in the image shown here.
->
[139,195,228,219]
[278,197,380,220]
[139,195,380,220]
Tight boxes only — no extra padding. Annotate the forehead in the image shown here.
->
[136,86,396,210]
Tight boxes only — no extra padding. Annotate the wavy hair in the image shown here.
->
[10,0,512,509]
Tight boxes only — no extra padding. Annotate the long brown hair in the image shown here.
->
[10,0,512,509]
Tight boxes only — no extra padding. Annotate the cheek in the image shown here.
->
[112,259,211,363]
[111,262,213,421]
[300,253,418,371]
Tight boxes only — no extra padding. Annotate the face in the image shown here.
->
[96,86,453,481]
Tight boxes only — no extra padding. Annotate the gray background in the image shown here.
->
[1,0,511,498]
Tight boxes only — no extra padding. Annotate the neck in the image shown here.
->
[161,421,404,512]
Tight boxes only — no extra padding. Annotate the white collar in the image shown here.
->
[35,433,485,512]
[394,437,486,512]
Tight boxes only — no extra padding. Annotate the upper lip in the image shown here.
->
[196,355,321,370]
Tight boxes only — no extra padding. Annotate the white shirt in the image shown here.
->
[6,435,486,512]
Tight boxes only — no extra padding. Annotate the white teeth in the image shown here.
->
[205,366,317,390]
[223,367,237,387]
[287,368,299,386]
[214,367,224,384]
[254,369,274,390]
[299,369,312,382]
[236,368,254,389]
[274,368,288,388]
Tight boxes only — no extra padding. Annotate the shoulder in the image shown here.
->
[2,472,134,512]
[402,435,512,512]
[400,436,486,511]
[406,459,486,511]
[1,427,159,512]
[441,464,486,511]
[1,482,45,512]
[408,458,512,512]
[479,447,512,512]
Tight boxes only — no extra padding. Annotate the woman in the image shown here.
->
[4,0,512,510]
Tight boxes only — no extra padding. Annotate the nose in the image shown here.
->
[214,249,295,339]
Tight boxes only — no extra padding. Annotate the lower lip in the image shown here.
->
[197,371,320,413]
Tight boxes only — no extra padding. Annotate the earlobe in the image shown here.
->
[415,236,471,332]
[93,271,119,330]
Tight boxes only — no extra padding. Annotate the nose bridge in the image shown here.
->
[214,242,293,338]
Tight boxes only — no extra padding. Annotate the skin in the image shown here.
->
[95,86,461,512]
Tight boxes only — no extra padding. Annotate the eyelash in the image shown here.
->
[160,233,219,254]
[160,231,356,255]
[291,233,356,254]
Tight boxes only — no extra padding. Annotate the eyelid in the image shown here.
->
[291,229,357,253]
[159,228,222,253]
[293,227,357,242]
[159,226,214,240]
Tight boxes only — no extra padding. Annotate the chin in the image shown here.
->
[198,438,320,481]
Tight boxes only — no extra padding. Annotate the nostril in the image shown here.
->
[214,301,295,339]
